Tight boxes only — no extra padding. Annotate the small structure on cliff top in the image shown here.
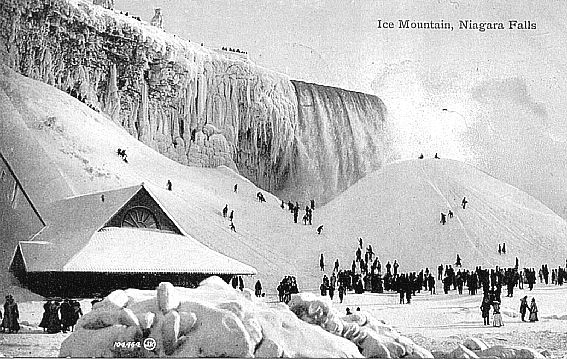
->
[150,8,164,29]
[92,0,114,10]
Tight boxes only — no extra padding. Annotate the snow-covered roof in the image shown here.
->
[19,227,256,274]
[17,184,256,275]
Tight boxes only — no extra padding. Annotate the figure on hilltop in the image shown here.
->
[92,0,114,10]
[150,8,164,29]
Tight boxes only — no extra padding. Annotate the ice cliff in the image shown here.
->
[0,0,388,204]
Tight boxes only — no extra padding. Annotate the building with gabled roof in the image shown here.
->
[9,183,256,297]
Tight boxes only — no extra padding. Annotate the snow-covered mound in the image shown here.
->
[318,159,567,272]
[59,278,432,358]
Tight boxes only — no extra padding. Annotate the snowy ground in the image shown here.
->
[1,283,566,357]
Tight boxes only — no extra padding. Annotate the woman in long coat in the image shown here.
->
[492,301,503,327]
[529,298,539,322]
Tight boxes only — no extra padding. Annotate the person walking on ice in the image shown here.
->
[448,210,453,218]
[320,254,325,271]
[440,212,446,225]
[229,210,234,222]
[529,298,539,322]
[166,180,172,191]
[461,197,468,209]
[222,204,228,218]
[498,244,502,255]
[520,296,529,321]
[455,254,462,267]
[502,243,506,254]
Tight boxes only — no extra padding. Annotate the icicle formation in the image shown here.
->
[0,0,389,204]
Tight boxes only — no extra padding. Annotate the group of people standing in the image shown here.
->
[284,199,316,226]
[1,295,19,333]
[277,276,299,304]
[39,298,83,334]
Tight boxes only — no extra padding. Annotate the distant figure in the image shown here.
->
[317,225,324,235]
[222,204,228,218]
[498,244,502,255]
[166,180,172,191]
[229,210,234,222]
[529,298,538,322]
[440,212,446,225]
[515,257,519,268]
[101,194,105,202]
[334,259,339,272]
[234,184,238,193]
[346,307,352,315]
[519,296,529,321]
[434,153,440,159]
[502,243,506,254]
[393,260,399,276]
[461,197,468,209]
[448,210,453,218]
[310,199,315,210]
[255,280,262,297]
[480,296,491,326]
[492,301,503,327]
[418,153,424,159]
[281,200,285,209]
[150,8,163,29]
[455,254,462,267]
[320,254,325,271]
[230,222,236,232]
[359,237,363,248]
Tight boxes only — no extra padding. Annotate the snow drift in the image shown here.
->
[59,278,432,358]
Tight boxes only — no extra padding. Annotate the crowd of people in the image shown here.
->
[39,299,83,334]
[221,47,248,55]
[277,276,299,304]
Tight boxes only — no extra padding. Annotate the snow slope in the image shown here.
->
[319,159,567,272]
[1,64,566,297]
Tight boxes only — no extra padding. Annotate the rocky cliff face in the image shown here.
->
[0,0,387,203]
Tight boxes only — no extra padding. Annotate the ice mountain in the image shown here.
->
[319,159,567,272]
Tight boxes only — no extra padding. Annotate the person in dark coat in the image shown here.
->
[229,210,234,222]
[238,276,244,291]
[255,280,262,297]
[60,299,73,333]
[462,197,468,209]
[498,244,502,255]
[39,300,51,332]
[338,284,345,303]
[480,296,491,325]
[455,254,462,267]
[519,296,529,321]
[2,295,19,333]
[310,199,315,210]
[234,184,238,193]
[70,300,83,331]
[47,300,62,333]
[320,253,325,271]
[166,180,172,191]
[440,212,446,225]
[502,243,506,254]
[529,298,538,322]
[222,205,228,218]
[334,259,340,272]
[317,225,323,234]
